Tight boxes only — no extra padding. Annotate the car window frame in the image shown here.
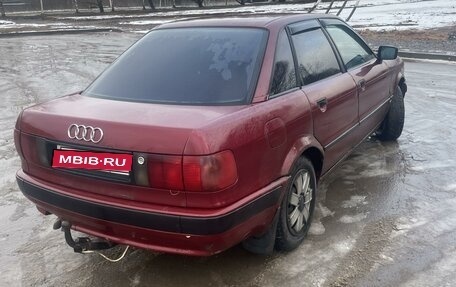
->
[320,18,378,71]
[268,28,299,99]
[286,20,345,88]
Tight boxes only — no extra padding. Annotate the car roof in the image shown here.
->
[156,14,341,30]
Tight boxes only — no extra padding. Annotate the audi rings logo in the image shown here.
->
[67,124,104,143]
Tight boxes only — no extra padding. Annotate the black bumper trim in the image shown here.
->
[17,176,282,235]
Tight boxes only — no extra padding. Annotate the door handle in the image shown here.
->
[317,98,328,112]
[358,79,366,91]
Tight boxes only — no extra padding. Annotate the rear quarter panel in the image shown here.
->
[184,90,313,208]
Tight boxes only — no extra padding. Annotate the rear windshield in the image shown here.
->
[83,27,268,105]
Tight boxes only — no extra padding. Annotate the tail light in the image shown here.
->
[147,151,238,192]
[14,111,28,171]
[13,128,23,158]
[183,151,238,192]
[14,111,24,159]
[147,154,183,190]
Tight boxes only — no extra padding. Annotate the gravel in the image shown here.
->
[359,26,456,56]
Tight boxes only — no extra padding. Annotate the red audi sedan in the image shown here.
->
[14,14,406,256]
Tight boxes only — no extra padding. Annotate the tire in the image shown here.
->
[377,86,405,141]
[275,157,316,251]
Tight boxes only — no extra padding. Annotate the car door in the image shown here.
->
[322,19,392,138]
[288,20,359,172]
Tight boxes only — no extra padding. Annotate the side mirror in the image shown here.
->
[377,46,398,62]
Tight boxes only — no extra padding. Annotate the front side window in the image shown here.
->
[325,23,375,70]
[291,28,341,86]
[84,28,268,105]
[270,30,297,96]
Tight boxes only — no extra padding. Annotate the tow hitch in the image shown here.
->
[54,219,116,253]
[54,219,130,262]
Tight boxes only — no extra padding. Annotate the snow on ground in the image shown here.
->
[56,2,319,20]
[339,213,368,223]
[119,18,190,25]
[0,20,15,25]
[0,23,52,29]
[55,0,455,31]
[1,0,454,32]
[348,0,456,30]
[0,22,77,29]
[341,195,368,209]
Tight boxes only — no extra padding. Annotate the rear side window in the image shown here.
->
[84,28,268,105]
[291,28,341,85]
[325,24,375,70]
[270,30,297,96]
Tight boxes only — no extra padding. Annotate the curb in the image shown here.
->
[0,28,122,37]
[399,51,456,62]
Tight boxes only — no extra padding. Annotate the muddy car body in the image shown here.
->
[14,14,406,256]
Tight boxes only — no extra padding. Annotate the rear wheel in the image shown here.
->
[377,86,405,141]
[275,157,316,251]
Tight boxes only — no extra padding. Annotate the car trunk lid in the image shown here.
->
[20,93,244,154]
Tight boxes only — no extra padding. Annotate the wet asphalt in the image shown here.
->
[0,33,455,287]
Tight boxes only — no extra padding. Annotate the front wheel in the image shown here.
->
[275,157,316,251]
[377,86,405,141]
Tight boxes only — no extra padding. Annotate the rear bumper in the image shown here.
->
[17,171,286,256]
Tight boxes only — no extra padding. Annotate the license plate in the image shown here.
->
[52,149,133,172]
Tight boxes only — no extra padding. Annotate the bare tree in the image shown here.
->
[39,0,44,15]
[110,0,115,12]
[147,0,155,10]
[194,0,203,8]
[96,0,104,13]
[73,0,79,13]
[0,1,5,18]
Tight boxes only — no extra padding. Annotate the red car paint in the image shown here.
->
[14,14,405,256]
